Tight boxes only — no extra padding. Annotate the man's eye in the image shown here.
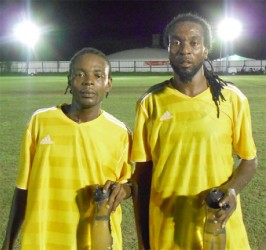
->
[191,41,200,47]
[75,72,85,78]
[95,73,105,79]
[171,40,181,46]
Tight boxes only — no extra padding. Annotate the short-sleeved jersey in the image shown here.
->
[131,79,256,250]
[16,105,133,250]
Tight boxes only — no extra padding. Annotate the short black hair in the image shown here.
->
[163,13,212,50]
[68,47,112,78]
[65,47,111,94]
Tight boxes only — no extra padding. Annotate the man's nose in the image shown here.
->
[180,42,191,54]
[82,74,94,85]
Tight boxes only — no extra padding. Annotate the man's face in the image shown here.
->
[168,21,208,82]
[69,53,112,110]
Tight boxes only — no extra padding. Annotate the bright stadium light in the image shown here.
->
[14,20,40,48]
[218,18,242,72]
[13,20,41,74]
[218,18,242,41]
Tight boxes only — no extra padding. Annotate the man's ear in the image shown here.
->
[105,77,112,97]
[203,48,208,59]
[67,73,71,85]
[64,74,72,94]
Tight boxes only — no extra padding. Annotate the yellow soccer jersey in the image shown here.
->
[16,105,133,250]
[131,79,256,250]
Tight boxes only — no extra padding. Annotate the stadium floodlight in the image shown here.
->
[217,18,242,72]
[218,18,242,41]
[14,20,40,48]
[13,20,41,74]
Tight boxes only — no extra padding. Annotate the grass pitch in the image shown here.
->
[0,74,265,249]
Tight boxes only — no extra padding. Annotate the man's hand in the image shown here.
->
[213,188,237,228]
[103,180,132,212]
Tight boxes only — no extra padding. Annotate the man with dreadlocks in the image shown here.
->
[131,13,257,250]
[2,47,133,250]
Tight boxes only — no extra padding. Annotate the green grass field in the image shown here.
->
[0,74,265,249]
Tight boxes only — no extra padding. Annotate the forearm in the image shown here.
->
[132,181,150,249]
[132,162,152,250]
[213,157,257,225]
[223,157,257,195]
[2,188,27,250]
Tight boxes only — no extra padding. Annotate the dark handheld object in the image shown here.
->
[93,186,110,202]
[205,188,230,210]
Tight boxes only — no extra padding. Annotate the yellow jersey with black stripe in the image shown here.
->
[131,79,256,250]
[16,105,133,250]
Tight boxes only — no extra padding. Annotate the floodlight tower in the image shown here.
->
[14,20,40,74]
[218,18,242,73]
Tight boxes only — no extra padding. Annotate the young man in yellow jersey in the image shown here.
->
[131,13,257,250]
[2,48,133,250]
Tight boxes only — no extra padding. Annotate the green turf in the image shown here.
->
[0,74,265,249]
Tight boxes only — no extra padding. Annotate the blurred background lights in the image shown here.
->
[218,18,242,41]
[14,20,40,48]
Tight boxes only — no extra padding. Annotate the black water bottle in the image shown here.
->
[203,188,229,250]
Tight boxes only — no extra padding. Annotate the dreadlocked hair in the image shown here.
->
[64,47,112,95]
[203,58,230,118]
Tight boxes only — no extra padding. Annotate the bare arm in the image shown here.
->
[223,157,257,195]
[132,161,152,250]
[1,188,28,250]
[216,157,258,225]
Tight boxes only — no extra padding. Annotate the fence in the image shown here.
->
[0,59,265,74]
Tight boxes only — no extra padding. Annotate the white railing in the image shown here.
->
[0,60,265,74]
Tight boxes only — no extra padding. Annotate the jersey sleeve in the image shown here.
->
[232,96,256,160]
[131,101,152,162]
[16,122,36,189]
[116,129,134,183]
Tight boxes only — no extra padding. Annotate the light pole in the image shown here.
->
[13,20,40,74]
[218,18,242,73]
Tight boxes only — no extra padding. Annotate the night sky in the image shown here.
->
[0,0,265,61]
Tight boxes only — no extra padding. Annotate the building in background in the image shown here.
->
[107,47,170,72]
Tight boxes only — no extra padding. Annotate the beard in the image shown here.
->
[170,60,204,83]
